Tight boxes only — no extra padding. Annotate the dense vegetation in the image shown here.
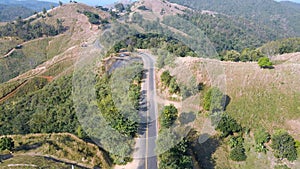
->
[0,0,57,22]
[93,62,143,164]
[168,0,300,37]
[78,10,108,25]
[0,5,33,22]
[0,17,64,41]
[110,33,196,57]
[158,139,193,169]
[179,11,281,53]
[0,136,14,151]
[95,75,140,137]
[0,75,79,135]
[260,38,300,56]
[220,48,266,62]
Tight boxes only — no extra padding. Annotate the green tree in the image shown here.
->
[161,70,172,87]
[169,78,180,94]
[216,114,242,137]
[223,50,240,62]
[43,8,47,15]
[160,104,178,128]
[115,3,125,12]
[59,1,63,6]
[271,130,297,161]
[0,137,14,151]
[258,57,273,68]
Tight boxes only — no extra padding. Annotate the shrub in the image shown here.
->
[271,130,298,161]
[0,137,14,151]
[254,128,270,152]
[258,57,273,68]
[230,146,247,161]
[160,104,178,128]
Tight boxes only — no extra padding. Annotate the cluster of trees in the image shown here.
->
[170,0,300,37]
[0,5,33,22]
[159,104,178,128]
[221,48,266,62]
[78,10,108,25]
[160,70,180,94]
[0,76,79,135]
[0,137,14,151]
[216,114,246,161]
[95,75,139,137]
[180,12,280,53]
[260,38,300,56]
[158,139,193,169]
[0,18,64,41]
[220,49,273,68]
[110,33,196,57]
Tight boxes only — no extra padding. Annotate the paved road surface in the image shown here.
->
[133,52,158,169]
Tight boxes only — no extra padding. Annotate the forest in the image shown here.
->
[0,17,65,41]
[179,11,280,53]
[168,0,300,37]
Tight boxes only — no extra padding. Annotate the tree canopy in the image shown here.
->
[271,130,298,161]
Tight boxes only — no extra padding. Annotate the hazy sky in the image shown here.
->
[42,0,300,6]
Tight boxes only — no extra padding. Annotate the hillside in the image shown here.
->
[0,2,112,167]
[0,0,58,22]
[0,0,300,168]
[0,5,33,22]
[161,52,300,169]
[168,0,300,37]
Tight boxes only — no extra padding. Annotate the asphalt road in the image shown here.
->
[133,52,158,169]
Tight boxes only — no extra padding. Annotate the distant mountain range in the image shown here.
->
[0,0,58,22]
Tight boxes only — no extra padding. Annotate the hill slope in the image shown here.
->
[168,0,300,37]
[0,0,58,21]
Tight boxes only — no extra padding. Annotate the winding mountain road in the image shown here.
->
[133,52,158,169]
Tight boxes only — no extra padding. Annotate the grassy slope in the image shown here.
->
[0,133,111,168]
[166,53,300,168]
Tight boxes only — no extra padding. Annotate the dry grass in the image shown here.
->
[164,53,300,168]
[2,133,112,169]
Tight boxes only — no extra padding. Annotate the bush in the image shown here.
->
[0,137,14,151]
[271,130,298,161]
[216,114,242,137]
[160,104,178,128]
[258,57,273,68]
[229,146,247,161]
[160,70,180,94]
[254,128,270,152]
